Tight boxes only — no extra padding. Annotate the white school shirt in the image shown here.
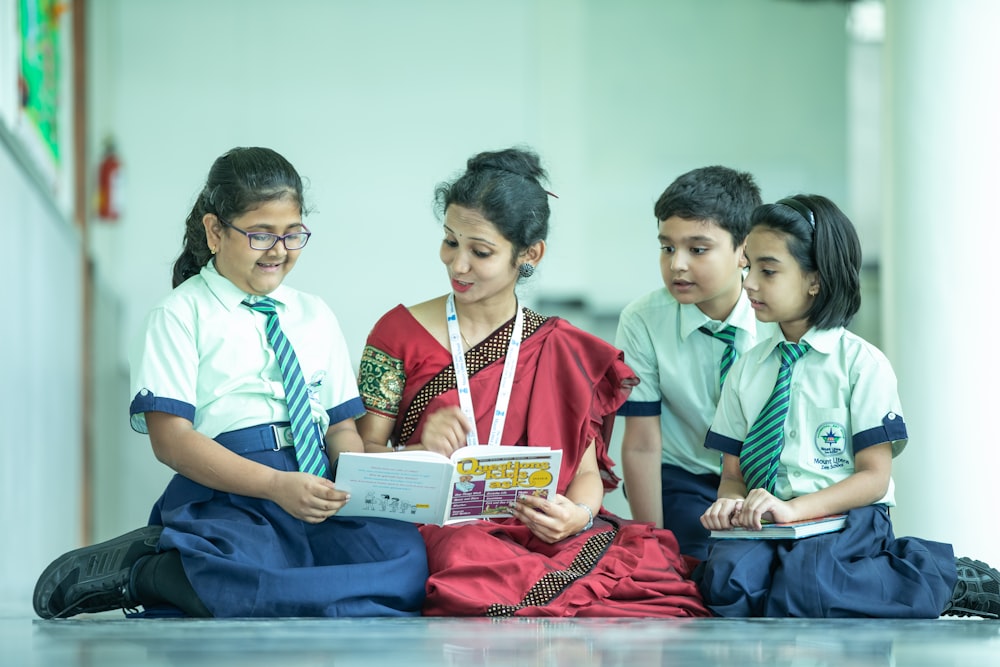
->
[129,261,363,438]
[615,287,777,475]
[705,326,907,504]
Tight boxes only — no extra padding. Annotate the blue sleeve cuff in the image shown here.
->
[853,412,908,452]
[617,400,660,417]
[705,430,742,456]
[328,396,366,425]
[129,391,196,434]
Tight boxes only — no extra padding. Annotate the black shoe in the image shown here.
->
[942,557,1000,619]
[33,525,163,619]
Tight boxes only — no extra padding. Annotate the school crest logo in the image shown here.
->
[308,370,327,394]
[815,422,847,456]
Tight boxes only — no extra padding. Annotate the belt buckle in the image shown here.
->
[269,424,284,451]
[269,424,325,451]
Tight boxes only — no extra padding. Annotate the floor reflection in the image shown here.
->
[9,614,1000,667]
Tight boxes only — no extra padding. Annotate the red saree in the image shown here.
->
[359,304,709,617]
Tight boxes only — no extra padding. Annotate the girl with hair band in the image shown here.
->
[698,194,1000,618]
[34,147,428,619]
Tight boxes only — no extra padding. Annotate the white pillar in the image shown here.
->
[884,0,1000,565]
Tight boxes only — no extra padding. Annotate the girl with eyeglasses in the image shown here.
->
[34,147,428,619]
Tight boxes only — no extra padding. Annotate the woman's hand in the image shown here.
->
[511,493,591,544]
[701,497,744,531]
[269,471,350,524]
[418,406,472,456]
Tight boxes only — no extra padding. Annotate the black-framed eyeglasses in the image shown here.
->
[220,219,312,250]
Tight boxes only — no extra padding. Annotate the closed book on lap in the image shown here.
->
[710,514,847,540]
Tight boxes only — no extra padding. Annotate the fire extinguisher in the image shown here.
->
[97,137,123,221]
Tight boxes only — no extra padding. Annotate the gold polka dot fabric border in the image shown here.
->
[396,308,548,446]
[485,519,619,617]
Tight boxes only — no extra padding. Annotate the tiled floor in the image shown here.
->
[5,606,999,667]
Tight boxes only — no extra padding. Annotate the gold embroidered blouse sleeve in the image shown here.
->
[358,345,405,419]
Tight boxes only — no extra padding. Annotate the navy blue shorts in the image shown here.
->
[659,464,720,561]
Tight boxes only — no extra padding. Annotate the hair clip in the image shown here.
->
[545,190,559,199]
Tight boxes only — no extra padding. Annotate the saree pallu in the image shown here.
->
[360,304,710,617]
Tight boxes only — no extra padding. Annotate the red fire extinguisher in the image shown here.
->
[97,137,123,221]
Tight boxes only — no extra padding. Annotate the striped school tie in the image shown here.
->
[243,297,327,477]
[740,341,810,493]
[699,325,739,391]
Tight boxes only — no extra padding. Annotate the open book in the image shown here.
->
[335,445,562,525]
[710,514,847,540]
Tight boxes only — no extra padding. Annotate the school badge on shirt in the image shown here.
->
[307,370,327,427]
[815,422,846,457]
[814,422,850,470]
[308,370,326,396]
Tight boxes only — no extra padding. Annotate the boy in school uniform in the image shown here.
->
[615,165,773,560]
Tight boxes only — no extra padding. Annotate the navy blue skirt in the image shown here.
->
[148,427,428,618]
[697,504,956,618]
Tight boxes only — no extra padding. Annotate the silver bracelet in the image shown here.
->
[575,502,594,533]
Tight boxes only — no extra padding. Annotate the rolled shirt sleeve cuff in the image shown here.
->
[129,390,196,434]
[616,400,660,417]
[853,412,908,452]
[705,430,742,457]
[328,396,366,425]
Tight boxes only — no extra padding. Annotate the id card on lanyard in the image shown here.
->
[446,292,524,448]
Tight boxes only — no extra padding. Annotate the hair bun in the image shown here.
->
[467,147,546,184]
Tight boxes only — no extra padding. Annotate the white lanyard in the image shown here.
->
[446,292,524,448]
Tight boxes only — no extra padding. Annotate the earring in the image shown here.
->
[518,263,535,278]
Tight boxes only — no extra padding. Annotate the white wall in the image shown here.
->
[0,141,83,609]
[1,0,82,611]
[86,0,850,365]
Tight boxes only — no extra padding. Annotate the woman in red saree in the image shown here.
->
[356,147,709,618]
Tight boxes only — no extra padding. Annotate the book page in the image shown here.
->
[335,452,453,524]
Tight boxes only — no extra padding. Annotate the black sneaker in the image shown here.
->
[33,525,163,619]
[942,557,1000,619]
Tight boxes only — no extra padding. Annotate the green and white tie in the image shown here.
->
[699,325,739,391]
[243,297,327,477]
[740,342,810,493]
